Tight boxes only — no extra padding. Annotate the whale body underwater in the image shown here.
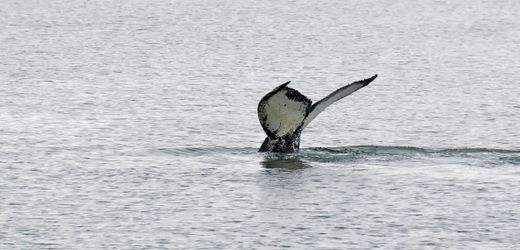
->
[257,74,378,153]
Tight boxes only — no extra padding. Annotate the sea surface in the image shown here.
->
[1,0,520,249]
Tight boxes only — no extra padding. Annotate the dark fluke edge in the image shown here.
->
[258,74,378,153]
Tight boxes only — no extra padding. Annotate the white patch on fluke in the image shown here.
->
[258,88,309,138]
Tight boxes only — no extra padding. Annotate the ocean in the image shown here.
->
[1,0,519,248]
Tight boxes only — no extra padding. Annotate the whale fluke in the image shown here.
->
[258,74,377,153]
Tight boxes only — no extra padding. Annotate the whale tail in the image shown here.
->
[258,74,377,153]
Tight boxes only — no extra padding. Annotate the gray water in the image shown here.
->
[1,0,520,249]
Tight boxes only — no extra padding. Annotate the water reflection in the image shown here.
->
[261,155,311,170]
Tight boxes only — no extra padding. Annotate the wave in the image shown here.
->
[302,146,519,167]
[306,145,520,155]
[162,145,520,155]
[160,145,520,167]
